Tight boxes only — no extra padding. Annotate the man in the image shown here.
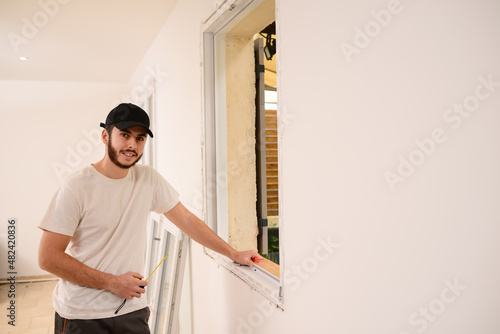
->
[38,103,262,333]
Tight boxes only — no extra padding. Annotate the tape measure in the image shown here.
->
[115,253,169,314]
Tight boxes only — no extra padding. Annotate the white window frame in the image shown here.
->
[140,87,157,168]
[145,212,189,334]
[140,84,191,332]
[201,0,283,309]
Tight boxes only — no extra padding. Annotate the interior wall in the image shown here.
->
[274,0,500,333]
[0,80,127,278]
[126,0,500,333]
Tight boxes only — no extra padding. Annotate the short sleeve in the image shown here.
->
[151,171,180,214]
[38,183,81,236]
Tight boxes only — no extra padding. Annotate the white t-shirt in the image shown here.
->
[39,164,179,319]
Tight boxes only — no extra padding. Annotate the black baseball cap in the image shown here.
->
[100,103,154,138]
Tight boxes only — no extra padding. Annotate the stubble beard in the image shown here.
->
[107,136,143,169]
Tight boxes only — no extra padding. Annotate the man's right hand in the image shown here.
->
[39,230,149,300]
[108,272,148,299]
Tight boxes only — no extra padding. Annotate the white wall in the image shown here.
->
[0,80,127,277]
[277,0,500,332]
[130,0,500,333]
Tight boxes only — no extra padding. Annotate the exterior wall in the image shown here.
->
[225,34,258,251]
[223,0,275,252]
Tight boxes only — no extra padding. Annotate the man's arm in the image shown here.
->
[38,229,147,299]
[164,202,262,266]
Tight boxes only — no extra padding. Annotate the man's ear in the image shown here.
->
[101,129,109,145]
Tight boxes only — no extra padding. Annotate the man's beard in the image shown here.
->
[107,137,143,169]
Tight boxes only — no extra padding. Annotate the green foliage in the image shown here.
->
[268,235,279,253]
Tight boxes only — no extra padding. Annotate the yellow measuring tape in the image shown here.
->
[115,253,168,314]
[145,253,168,281]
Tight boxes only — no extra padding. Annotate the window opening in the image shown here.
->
[255,22,279,266]
[202,0,283,308]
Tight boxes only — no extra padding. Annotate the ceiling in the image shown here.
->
[0,0,178,82]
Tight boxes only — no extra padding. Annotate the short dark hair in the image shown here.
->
[105,124,114,135]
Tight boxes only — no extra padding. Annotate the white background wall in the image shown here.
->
[0,81,127,277]
[3,0,500,333]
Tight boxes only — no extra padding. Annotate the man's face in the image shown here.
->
[107,126,147,169]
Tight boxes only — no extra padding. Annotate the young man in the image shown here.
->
[38,103,262,333]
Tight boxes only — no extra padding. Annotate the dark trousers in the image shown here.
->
[55,307,150,334]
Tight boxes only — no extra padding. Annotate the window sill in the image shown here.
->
[256,258,280,279]
[204,248,283,309]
